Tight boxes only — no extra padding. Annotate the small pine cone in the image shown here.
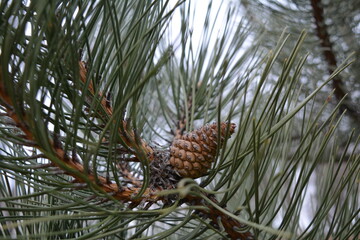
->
[169,122,236,178]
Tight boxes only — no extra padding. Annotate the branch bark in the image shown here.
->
[0,64,157,205]
[310,0,360,122]
[79,61,155,160]
[185,194,254,239]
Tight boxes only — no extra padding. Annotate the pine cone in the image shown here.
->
[169,122,236,178]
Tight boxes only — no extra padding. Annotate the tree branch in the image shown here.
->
[310,0,360,121]
[0,64,157,205]
[1,61,254,239]
[184,194,254,239]
[79,61,155,161]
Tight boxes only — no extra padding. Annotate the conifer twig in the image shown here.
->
[172,86,195,139]
[169,85,254,238]
[1,61,254,239]
[0,64,157,205]
[184,194,254,239]
[79,61,155,161]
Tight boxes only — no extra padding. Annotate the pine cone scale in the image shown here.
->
[186,152,196,162]
[169,122,236,178]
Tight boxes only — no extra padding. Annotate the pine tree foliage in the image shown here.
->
[240,0,360,131]
[0,0,359,239]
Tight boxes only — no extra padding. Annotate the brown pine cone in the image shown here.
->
[169,122,236,178]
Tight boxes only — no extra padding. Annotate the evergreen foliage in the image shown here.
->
[240,0,360,130]
[0,0,359,239]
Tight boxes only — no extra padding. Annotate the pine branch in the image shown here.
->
[310,0,360,122]
[79,61,155,161]
[0,64,158,205]
[169,90,255,238]
[1,61,255,239]
[185,194,254,239]
[2,1,357,239]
